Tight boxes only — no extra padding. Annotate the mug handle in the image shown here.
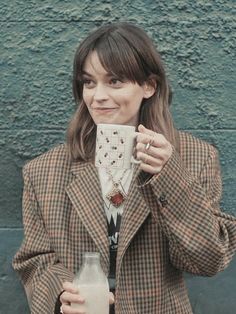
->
[131,155,141,164]
[131,131,141,164]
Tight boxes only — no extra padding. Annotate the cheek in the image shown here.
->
[125,92,144,109]
[123,87,145,103]
[82,89,91,104]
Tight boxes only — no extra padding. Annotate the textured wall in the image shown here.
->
[0,0,235,313]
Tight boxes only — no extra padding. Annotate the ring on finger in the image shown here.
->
[60,305,64,314]
[145,142,151,151]
[145,137,154,152]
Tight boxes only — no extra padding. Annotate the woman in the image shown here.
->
[13,22,236,314]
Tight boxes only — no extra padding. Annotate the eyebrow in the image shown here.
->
[81,71,93,77]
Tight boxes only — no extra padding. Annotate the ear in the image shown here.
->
[143,81,156,99]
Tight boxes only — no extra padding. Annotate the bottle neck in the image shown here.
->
[83,252,101,268]
[74,252,107,285]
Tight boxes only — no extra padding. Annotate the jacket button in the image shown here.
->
[159,193,168,207]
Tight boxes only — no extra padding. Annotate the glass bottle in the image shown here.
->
[71,252,109,314]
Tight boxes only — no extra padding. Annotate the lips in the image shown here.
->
[91,107,118,114]
[92,107,117,110]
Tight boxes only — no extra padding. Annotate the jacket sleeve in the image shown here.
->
[138,145,236,276]
[12,166,74,314]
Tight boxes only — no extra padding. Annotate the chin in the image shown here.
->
[93,118,116,125]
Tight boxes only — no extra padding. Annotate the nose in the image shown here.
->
[93,83,109,102]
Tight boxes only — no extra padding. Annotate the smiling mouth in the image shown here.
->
[92,107,118,112]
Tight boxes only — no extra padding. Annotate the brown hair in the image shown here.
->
[67,22,179,161]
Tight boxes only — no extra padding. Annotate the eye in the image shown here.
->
[82,78,95,88]
[109,77,123,86]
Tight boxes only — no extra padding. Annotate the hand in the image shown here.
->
[60,282,84,314]
[60,282,115,314]
[136,124,173,174]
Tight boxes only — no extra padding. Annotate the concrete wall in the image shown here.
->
[0,0,235,312]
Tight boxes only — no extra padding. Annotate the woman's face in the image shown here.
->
[82,51,154,126]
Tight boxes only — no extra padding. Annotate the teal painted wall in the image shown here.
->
[0,0,235,312]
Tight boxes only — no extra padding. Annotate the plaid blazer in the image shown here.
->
[13,130,236,314]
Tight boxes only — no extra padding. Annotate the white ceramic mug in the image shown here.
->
[95,124,140,169]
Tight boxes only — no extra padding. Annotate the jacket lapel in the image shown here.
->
[116,166,151,272]
[66,162,151,274]
[65,161,109,267]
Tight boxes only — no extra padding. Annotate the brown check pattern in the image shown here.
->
[12,130,236,314]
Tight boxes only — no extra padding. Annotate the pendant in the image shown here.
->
[106,184,126,207]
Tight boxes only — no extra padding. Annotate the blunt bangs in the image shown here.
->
[75,27,153,92]
[95,32,149,84]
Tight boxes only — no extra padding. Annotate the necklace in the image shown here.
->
[105,169,128,207]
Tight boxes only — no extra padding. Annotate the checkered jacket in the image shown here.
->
[13,130,236,314]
